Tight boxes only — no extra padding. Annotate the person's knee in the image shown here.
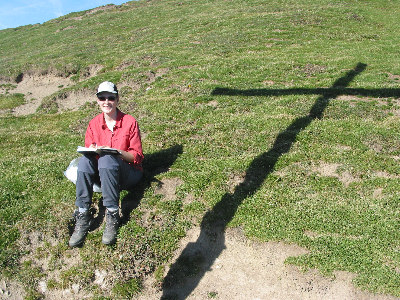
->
[98,154,120,170]
[78,155,97,173]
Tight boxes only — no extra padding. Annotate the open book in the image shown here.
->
[77,146,121,155]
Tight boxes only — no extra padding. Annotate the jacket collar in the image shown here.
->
[101,109,124,129]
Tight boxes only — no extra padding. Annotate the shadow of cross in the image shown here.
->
[212,64,400,100]
[161,63,393,299]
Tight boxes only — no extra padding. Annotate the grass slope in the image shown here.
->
[1,0,400,298]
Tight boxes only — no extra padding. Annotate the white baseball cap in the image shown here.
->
[96,81,118,95]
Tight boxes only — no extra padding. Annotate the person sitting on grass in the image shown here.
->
[69,81,144,247]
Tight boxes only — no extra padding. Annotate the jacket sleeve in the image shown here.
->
[127,121,144,166]
[84,123,95,147]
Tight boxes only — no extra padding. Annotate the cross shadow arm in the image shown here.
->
[212,63,400,99]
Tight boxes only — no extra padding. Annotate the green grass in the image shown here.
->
[0,93,24,110]
[1,0,400,298]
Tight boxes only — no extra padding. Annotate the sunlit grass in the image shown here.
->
[0,93,24,110]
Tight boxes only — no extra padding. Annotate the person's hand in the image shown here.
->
[119,150,135,163]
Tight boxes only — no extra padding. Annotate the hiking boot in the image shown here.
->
[102,209,120,245]
[69,210,92,247]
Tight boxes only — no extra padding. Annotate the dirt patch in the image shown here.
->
[296,64,327,77]
[315,162,341,177]
[56,25,75,32]
[2,73,73,116]
[2,66,170,116]
[373,171,400,179]
[263,79,275,86]
[80,64,104,80]
[146,68,170,84]
[56,89,95,112]
[387,72,400,82]
[313,162,359,187]
[138,226,396,300]
[337,95,359,101]
[0,279,25,300]
[4,223,398,299]
[120,67,170,93]
[365,140,383,153]
[1,68,110,115]
[339,170,359,187]
[13,212,129,299]
[118,80,142,94]
[208,100,218,107]
[277,162,359,187]
[335,144,352,151]
[154,177,183,201]
[337,95,392,108]
[373,188,383,198]
[118,60,139,70]
[10,229,94,300]
[194,100,219,110]
[226,172,246,193]
[183,193,196,205]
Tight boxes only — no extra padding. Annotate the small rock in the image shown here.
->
[94,269,108,288]
[63,289,72,297]
[72,283,80,293]
[38,281,47,293]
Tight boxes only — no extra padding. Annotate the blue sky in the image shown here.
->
[0,0,131,30]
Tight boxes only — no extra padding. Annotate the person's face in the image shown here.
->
[97,92,118,114]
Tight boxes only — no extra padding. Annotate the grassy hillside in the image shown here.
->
[1,0,400,298]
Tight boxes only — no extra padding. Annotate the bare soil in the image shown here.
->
[0,66,170,116]
[2,226,399,300]
[138,226,399,300]
[11,73,73,116]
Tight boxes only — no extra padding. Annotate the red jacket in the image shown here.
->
[85,110,144,171]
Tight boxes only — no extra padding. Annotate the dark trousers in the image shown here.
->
[75,154,143,209]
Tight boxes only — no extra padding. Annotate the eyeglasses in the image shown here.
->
[97,95,117,101]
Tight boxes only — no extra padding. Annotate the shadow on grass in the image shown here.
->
[121,144,183,224]
[212,86,400,98]
[161,63,368,299]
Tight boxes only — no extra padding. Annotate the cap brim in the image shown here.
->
[96,91,118,95]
